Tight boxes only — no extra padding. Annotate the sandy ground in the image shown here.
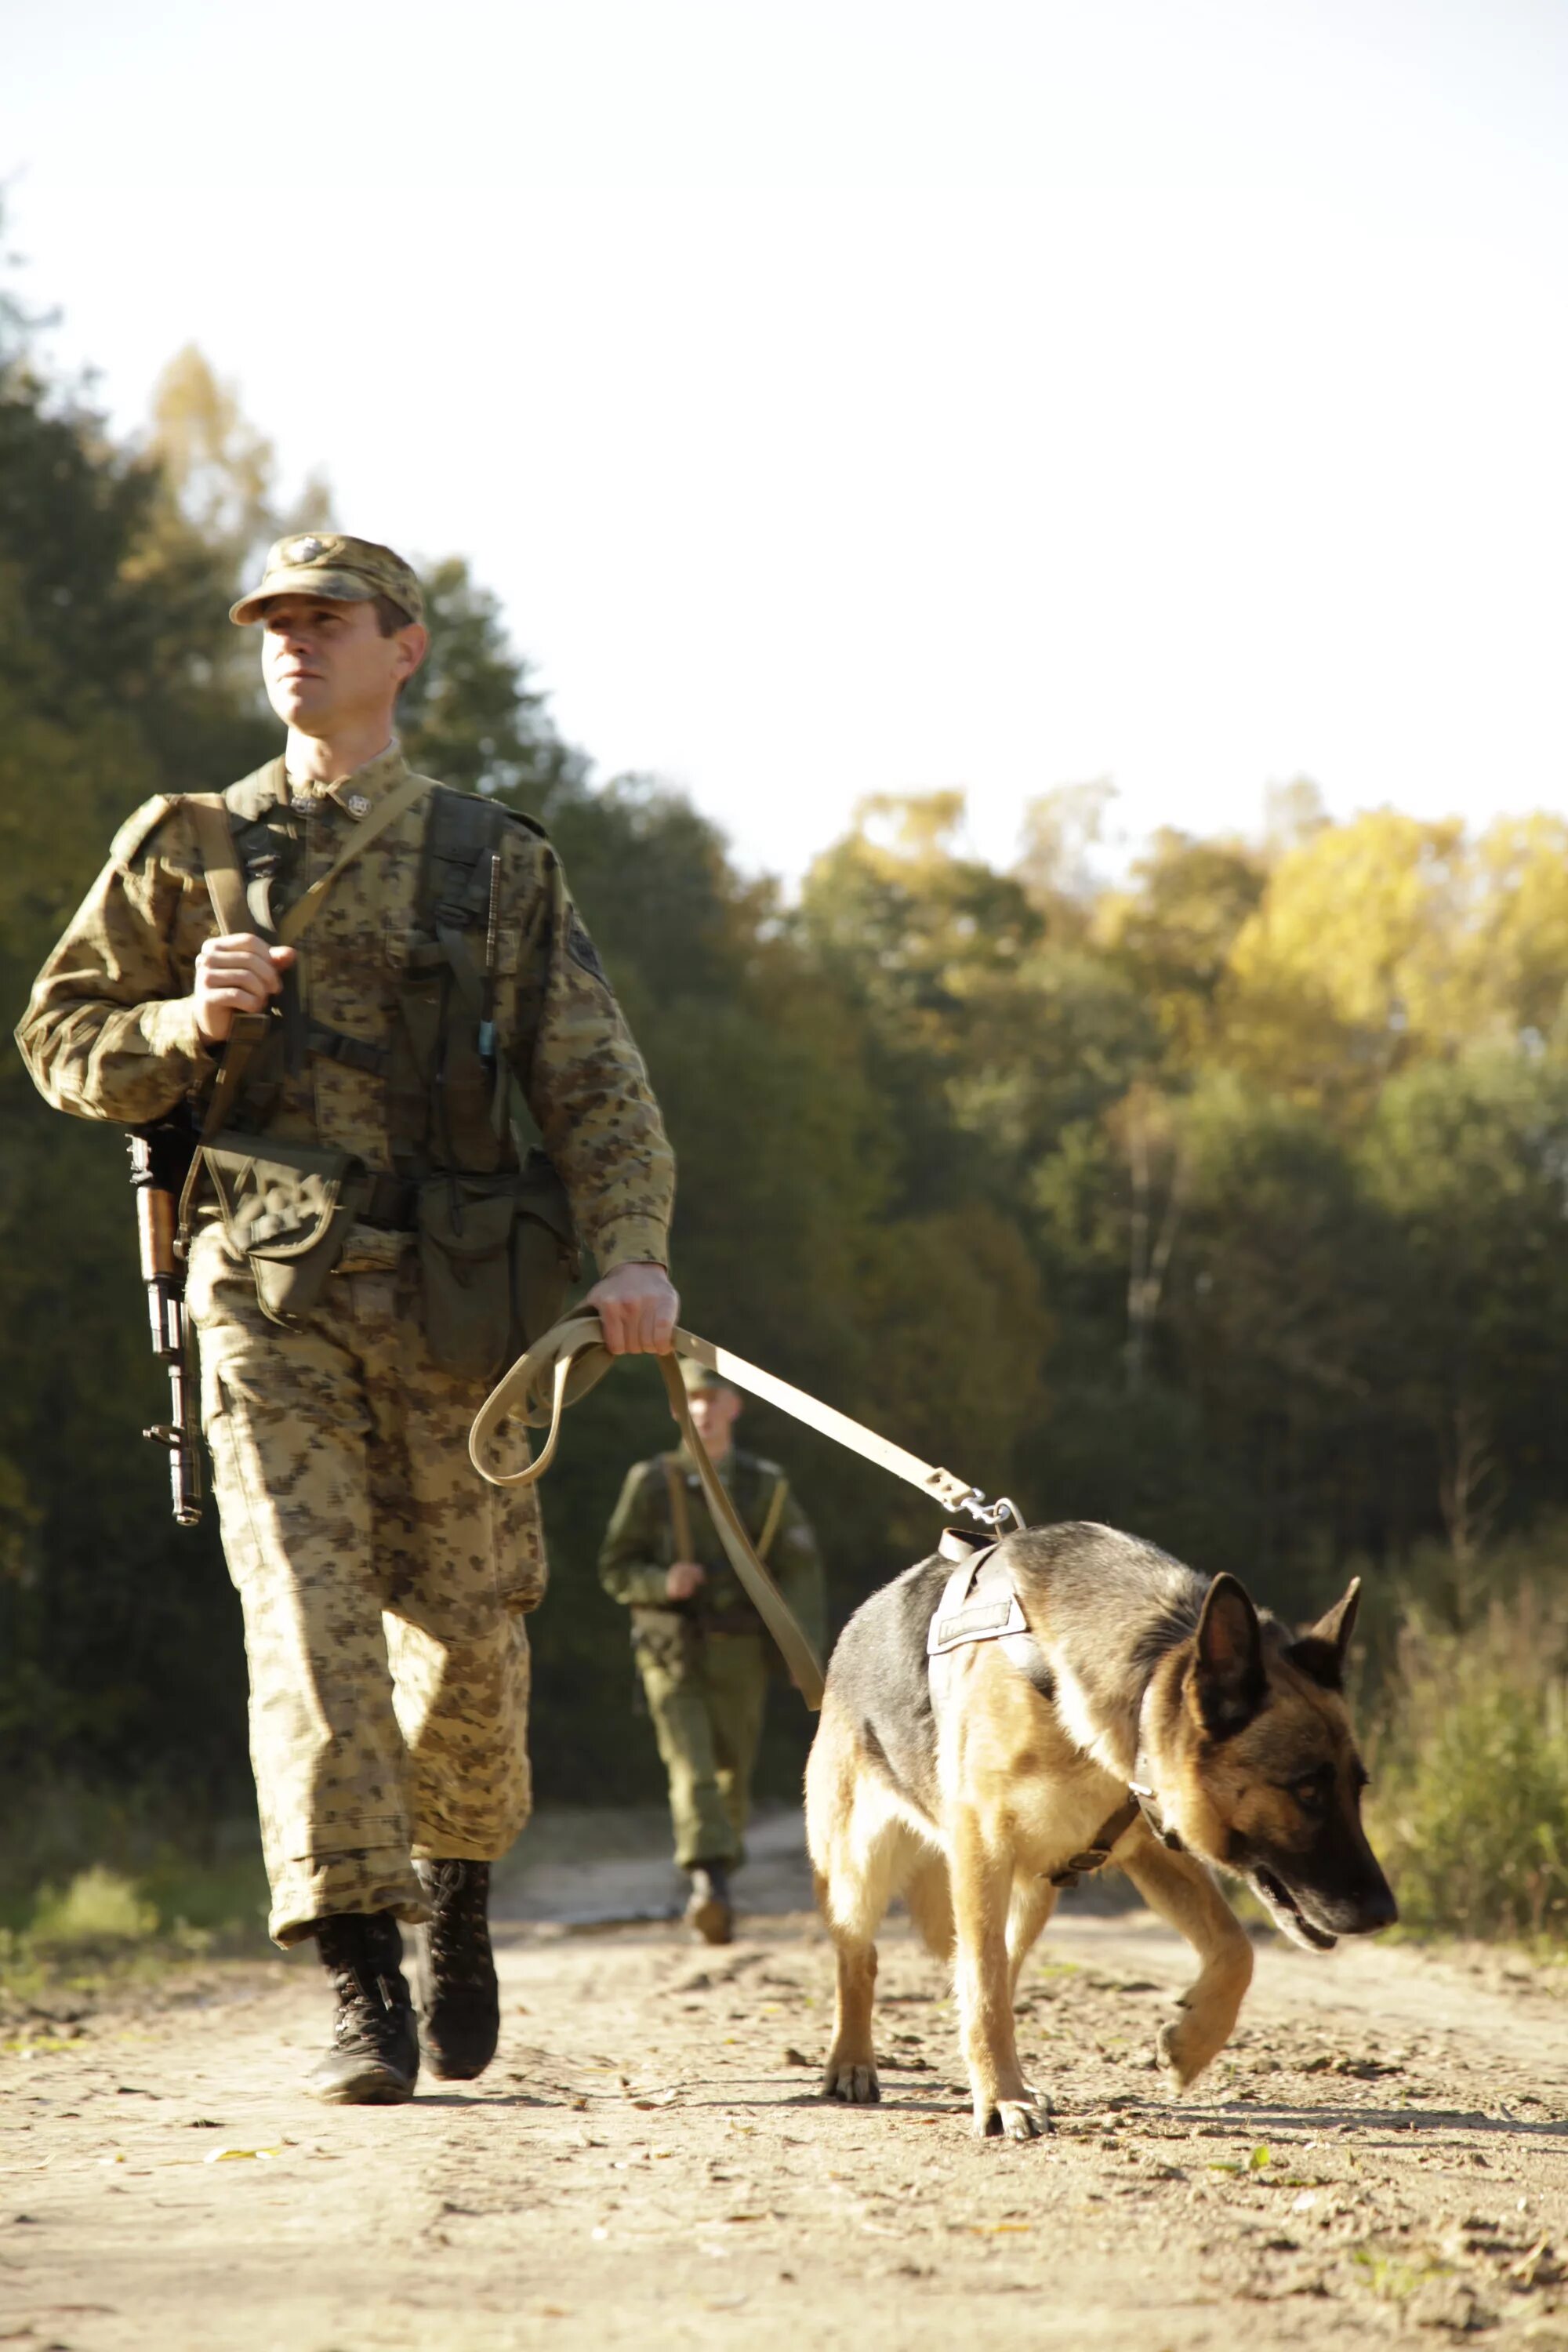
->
[3,1810,1568,2351]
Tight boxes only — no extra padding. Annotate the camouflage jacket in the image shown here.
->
[597,1444,826,1651]
[13,744,674,1276]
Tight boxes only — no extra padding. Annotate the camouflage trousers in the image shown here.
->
[187,1223,543,1946]
[633,1619,770,1871]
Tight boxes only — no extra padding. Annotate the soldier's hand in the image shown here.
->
[666,1560,706,1602]
[587,1261,679,1355]
[194,933,297,1044]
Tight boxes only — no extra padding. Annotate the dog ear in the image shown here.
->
[1290,1577,1361,1690]
[1193,1573,1266,1737]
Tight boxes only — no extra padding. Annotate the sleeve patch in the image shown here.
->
[110,793,180,867]
[566,909,610,985]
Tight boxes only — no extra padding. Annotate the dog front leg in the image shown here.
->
[950,1809,1050,2140]
[1121,1835,1254,2090]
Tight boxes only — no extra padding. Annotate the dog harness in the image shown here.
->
[924,1530,1179,1888]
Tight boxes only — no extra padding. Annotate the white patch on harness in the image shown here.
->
[925,1552,1029,1657]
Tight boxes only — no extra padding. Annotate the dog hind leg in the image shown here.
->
[1120,1835,1254,2089]
[816,1816,922,2105]
[808,1751,918,2106]
[820,1895,880,2105]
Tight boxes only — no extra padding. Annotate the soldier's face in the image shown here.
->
[688,1386,742,1455]
[260,595,426,735]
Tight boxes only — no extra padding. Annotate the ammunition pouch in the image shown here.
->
[417,1151,579,1381]
[202,1132,371,1327]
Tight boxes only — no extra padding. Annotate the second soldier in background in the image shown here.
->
[598,1363,826,1943]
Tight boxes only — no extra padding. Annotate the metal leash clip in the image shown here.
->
[959,1490,1025,1532]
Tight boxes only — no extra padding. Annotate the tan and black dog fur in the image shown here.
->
[805,1522,1395,2140]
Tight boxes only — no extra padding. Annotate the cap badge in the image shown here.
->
[346,791,371,817]
[286,535,326,563]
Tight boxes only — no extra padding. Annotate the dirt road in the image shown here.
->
[4,1812,1567,2350]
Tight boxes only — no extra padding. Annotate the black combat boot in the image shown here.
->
[303,1911,419,2105]
[684,1863,734,1947]
[412,1858,500,2081]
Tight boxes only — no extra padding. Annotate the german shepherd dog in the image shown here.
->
[805,1522,1396,2140]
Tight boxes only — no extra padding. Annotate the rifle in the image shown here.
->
[126,1121,204,1527]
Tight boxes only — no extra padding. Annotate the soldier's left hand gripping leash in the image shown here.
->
[469,1313,1024,1712]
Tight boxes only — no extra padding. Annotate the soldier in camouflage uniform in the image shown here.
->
[16,534,677,2103]
[598,1361,825,1943]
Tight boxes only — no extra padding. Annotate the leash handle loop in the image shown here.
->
[466,1312,608,1488]
[466,1314,827,1708]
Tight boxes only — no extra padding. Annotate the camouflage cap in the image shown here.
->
[680,1356,738,1396]
[230,533,424,627]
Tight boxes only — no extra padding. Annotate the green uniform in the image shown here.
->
[16,741,674,1944]
[598,1446,825,1871]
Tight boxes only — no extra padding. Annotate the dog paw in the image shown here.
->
[822,2058,880,2105]
[975,2091,1053,2142]
[1157,2017,1217,2092]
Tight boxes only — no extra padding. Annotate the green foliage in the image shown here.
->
[1369,1564,1568,1940]
[30,1867,158,1949]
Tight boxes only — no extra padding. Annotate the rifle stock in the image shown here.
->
[127,1125,204,1526]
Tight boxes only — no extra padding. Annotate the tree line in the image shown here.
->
[5,245,1566,1828]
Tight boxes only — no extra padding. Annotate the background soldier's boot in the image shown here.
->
[303,1911,419,2105]
[684,1864,734,1946]
[413,1858,500,2081]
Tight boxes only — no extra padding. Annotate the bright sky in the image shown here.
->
[7,1,1568,882]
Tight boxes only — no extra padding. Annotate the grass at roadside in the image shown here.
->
[0,1780,273,2013]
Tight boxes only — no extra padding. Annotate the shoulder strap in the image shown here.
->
[662,1455,693,1563]
[277,771,434,946]
[186,796,250,935]
[187,772,434,948]
[179,793,272,1245]
[755,1475,789,1564]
